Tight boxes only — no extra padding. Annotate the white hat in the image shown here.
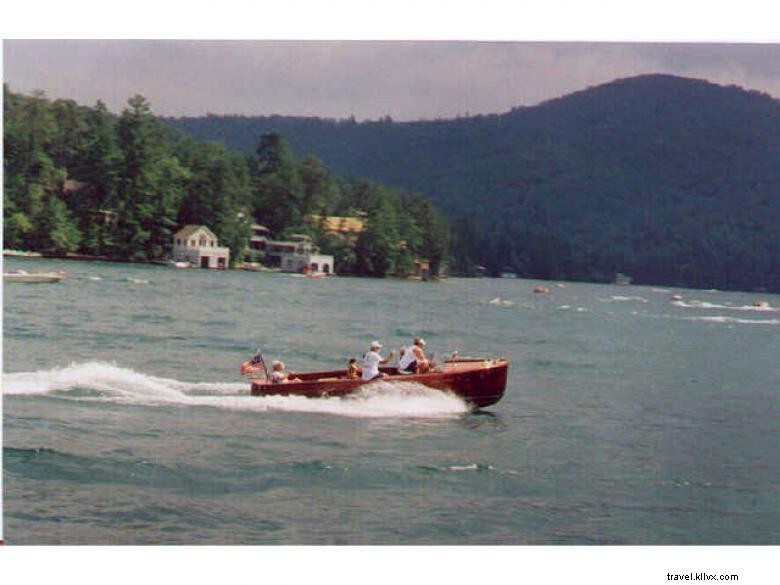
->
[370,340,382,349]
[415,337,426,347]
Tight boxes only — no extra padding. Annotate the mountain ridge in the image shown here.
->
[165,74,780,291]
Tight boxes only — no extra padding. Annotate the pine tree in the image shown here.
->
[251,133,304,234]
[116,95,187,260]
[177,140,252,265]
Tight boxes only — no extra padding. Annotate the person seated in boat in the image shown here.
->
[346,358,361,379]
[270,360,300,384]
[398,337,430,374]
[361,341,395,381]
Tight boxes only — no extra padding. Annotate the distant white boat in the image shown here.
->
[4,269,65,283]
[3,249,42,258]
[614,273,633,286]
[489,297,514,306]
[152,259,191,268]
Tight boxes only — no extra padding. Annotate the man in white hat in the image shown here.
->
[361,341,395,381]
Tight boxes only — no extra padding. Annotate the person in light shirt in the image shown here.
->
[270,360,300,383]
[398,337,430,374]
[361,341,395,381]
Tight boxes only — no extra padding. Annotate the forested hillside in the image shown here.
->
[167,74,780,292]
[3,85,449,277]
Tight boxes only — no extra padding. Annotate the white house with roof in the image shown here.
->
[248,224,270,253]
[270,234,334,274]
[280,251,335,274]
[172,225,230,269]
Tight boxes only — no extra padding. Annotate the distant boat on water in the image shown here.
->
[614,273,633,286]
[4,269,65,283]
[151,259,191,268]
[3,249,42,258]
[489,297,513,306]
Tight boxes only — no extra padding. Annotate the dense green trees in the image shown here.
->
[174,139,251,263]
[3,87,451,276]
[74,101,122,255]
[11,75,780,290]
[167,74,780,292]
[251,132,305,235]
[3,86,81,253]
[115,95,189,260]
[247,136,451,277]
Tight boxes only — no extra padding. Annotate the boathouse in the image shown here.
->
[172,225,230,269]
[281,252,334,274]
[264,234,334,274]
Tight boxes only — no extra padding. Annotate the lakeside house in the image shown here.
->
[303,213,438,279]
[247,226,334,274]
[397,238,432,279]
[248,224,271,253]
[412,258,431,280]
[268,234,334,274]
[306,214,365,243]
[172,225,230,269]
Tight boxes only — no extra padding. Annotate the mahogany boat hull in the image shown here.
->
[249,358,508,408]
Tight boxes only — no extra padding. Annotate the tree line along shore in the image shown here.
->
[3,86,450,278]
[7,76,780,292]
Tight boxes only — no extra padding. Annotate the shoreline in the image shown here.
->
[2,250,426,280]
[4,250,778,294]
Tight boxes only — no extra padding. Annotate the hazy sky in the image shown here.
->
[4,40,780,121]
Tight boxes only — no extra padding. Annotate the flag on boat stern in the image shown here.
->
[241,349,266,375]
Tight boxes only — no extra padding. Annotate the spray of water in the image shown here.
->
[671,299,777,312]
[3,362,469,418]
[683,316,780,325]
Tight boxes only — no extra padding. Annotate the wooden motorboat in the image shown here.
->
[246,357,508,408]
[4,269,65,283]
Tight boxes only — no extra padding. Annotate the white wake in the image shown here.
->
[683,316,780,325]
[671,299,777,312]
[3,361,469,418]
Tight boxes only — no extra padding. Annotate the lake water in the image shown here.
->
[3,258,779,545]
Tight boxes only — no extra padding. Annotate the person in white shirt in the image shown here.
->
[270,360,300,384]
[361,341,395,381]
[398,337,430,374]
